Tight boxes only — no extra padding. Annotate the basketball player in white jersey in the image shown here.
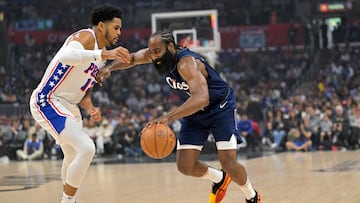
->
[29,5,131,203]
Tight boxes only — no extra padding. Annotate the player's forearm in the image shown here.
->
[167,96,209,121]
[79,89,94,111]
[109,48,151,71]
[108,58,136,71]
[79,98,94,112]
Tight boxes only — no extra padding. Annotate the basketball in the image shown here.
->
[140,123,176,159]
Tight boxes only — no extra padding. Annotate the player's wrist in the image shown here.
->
[100,49,108,61]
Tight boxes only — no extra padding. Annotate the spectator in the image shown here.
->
[300,118,313,146]
[251,118,261,141]
[271,108,287,149]
[285,126,312,152]
[318,114,333,150]
[95,119,114,156]
[306,106,321,149]
[261,119,274,148]
[332,104,350,150]
[83,118,98,144]
[16,130,44,160]
[7,116,28,159]
[0,135,9,164]
[112,117,127,157]
[283,108,300,133]
[261,110,275,147]
[237,113,260,151]
[122,122,142,157]
[348,103,360,150]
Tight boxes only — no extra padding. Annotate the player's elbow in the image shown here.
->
[199,94,210,109]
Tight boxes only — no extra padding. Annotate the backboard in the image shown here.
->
[151,9,221,53]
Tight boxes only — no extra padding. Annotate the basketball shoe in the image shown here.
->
[208,170,231,203]
[246,190,262,203]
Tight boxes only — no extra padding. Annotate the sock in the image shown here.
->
[61,192,75,203]
[200,167,223,183]
[239,177,256,200]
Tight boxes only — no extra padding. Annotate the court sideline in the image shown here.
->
[0,150,359,203]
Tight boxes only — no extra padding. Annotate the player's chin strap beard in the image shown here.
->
[152,49,177,76]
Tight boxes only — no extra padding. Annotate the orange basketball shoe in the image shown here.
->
[246,190,262,203]
[208,170,231,203]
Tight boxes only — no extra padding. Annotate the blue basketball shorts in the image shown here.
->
[177,89,241,149]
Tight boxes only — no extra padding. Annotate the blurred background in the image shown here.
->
[1,0,360,162]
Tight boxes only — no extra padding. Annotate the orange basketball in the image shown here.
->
[140,123,176,159]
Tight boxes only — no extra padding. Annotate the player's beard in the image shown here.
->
[152,48,176,76]
[105,28,118,47]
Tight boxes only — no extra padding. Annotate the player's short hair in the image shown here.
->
[90,5,122,26]
[151,29,179,48]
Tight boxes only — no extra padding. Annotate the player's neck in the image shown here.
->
[93,27,106,49]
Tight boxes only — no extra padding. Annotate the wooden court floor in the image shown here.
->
[1,150,359,203]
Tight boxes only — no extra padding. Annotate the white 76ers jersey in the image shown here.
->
[29,28,105,138]
[34,28,105,104]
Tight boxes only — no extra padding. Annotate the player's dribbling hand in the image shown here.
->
[143,116,169,132]
[102,46,131,63]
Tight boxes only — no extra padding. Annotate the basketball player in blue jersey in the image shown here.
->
[29,5,131,203]
[97,29,262,203]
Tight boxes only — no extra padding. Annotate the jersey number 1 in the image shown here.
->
[80,78,96,93]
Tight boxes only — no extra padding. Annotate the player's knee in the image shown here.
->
[79,141,96,159]
[177,162,194,176]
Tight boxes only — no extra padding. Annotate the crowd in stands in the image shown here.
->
[4,0,297,30]
[1,1,360,163]
[1,40,360,163]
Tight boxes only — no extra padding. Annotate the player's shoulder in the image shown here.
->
[68,28,96,50]
[70,28,94,39]
[178,49,201,66]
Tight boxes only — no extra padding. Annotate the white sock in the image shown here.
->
[200,167,223,183]
[61,192,75,203]
[239,177,256,200]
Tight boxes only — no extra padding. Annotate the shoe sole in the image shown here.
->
[246,191,262,203]
[257,192,262,203]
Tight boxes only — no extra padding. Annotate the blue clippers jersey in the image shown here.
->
[163,48,228,108]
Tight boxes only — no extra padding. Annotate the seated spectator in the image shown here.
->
[122,122,142,157]
[306,106,321,149]
[318,114,333,150]
[348,103,360,150]
[272,109,287,149]
[332,104,350,150]
[83,118,98,144]
[261,120,274,147]
[112,117,127,158]
[95,119,114,156]
[301,117,314,148]
[16,131,44,160]
[8,116,28,159]
[237,113,260,151]
[0,135,9,164]
[261,110,275,147]
[285,126,312,152]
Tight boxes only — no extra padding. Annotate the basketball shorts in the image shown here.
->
[29,92,83,144]
[177,88,241,150]
[293,140,306,147]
